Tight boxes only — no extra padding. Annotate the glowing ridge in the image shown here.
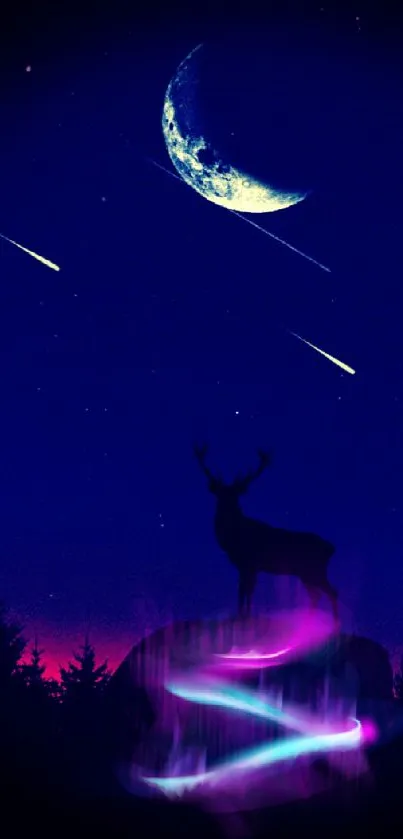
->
[219,646,291,659]
[165,677,356,735]
[137,613,376,802]
[215,645,292,665]
[166,677,303,726]
[143,719,363,797]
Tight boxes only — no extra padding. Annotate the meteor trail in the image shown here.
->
[231,210,331,273]
[146,157,331,273]
[0,233,60,272]
[289,331,356,375]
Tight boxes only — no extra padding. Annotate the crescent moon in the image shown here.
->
[162,44,307,214]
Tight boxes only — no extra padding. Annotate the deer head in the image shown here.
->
[193,444,271,500]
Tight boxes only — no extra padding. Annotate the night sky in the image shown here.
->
[0,1,402,678]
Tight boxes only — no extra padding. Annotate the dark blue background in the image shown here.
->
[0,2,402,673]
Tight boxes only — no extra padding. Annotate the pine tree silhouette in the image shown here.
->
[10,634,61,791]
[0,602,26,687]
[21,637,46,686]
[0,604,40,797]
[21,636,59,700]
[60,636,110,704]
[59,637,111,794]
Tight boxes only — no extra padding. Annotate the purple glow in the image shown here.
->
[360,718,378,745]
[214,609,336,670]
[128,611,377,810]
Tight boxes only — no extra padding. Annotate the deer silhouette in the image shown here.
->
[194,443,339,622]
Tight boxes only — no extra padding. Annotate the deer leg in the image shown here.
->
[305,584,321,612]
[238,574,247,617]
[320,579,339,625]
[305,580,339,626]
[238,571,257,618]
[245,573,257,617]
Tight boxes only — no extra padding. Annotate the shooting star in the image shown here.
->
[0,233,60,272]
[289,331,356,375]
[146,157,331,274]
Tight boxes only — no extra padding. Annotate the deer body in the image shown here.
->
[215,508,334,577]
[195,444,338,622]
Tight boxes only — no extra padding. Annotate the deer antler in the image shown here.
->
[234,449,271,492]
[194,442,208,461]
[193,442,215,481]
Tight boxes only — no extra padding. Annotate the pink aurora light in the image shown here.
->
[124,612,376,810]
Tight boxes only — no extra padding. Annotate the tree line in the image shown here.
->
[0,601,110,700]
[0,600,114,800]
[2,596,403,807]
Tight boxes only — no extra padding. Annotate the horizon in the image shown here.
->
[15,610,403,683]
